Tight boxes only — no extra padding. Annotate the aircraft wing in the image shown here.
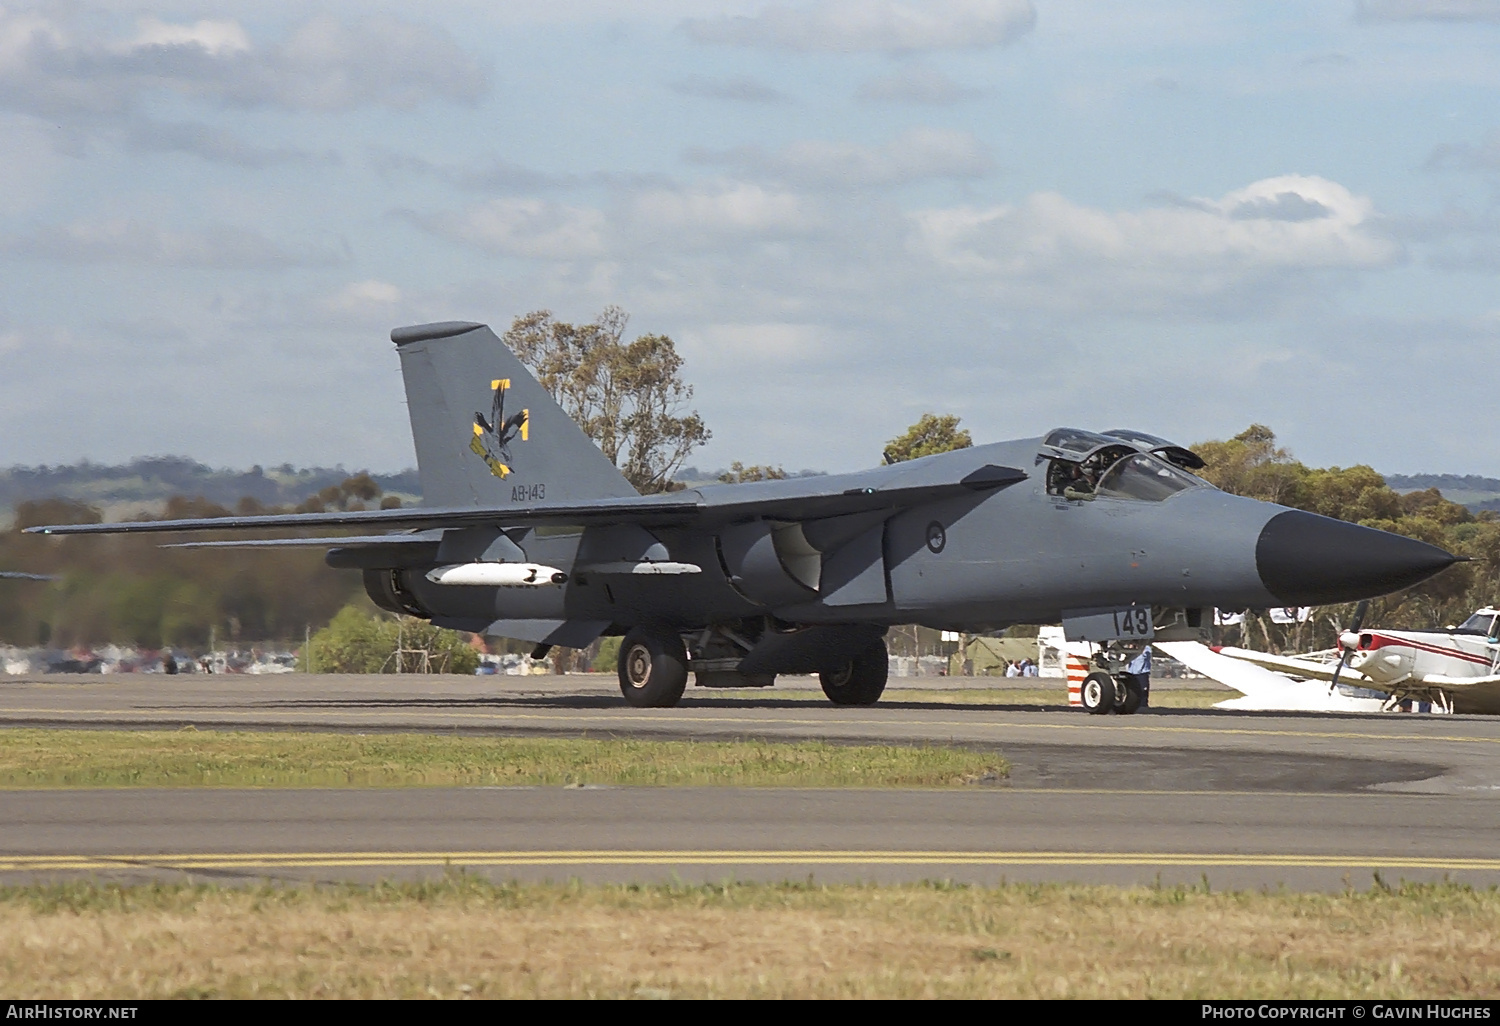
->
[0,571,55,580]
[24,497,701,536]
[24,465,1026,538]
[1424,673,1500,687]
[1211,646,1373,685]
[1413,674,1500,715]
[158,532,445,550]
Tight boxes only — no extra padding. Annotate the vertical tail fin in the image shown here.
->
[392,321,638,507]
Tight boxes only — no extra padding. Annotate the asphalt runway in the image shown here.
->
[2,672,1498,890]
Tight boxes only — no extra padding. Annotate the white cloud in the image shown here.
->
[326,280,403,314]
[909,175,1399,312]
[680,321,834,366]
[0,10,487,118]
[415,198,607,259]
[0,9,61,68]
[1427,131,1500,173]
[670,74,788,103]
[122,118,331,167]
[4,218,346,268]
[126,19,251,55]
[628,181,817,242]
[690,127,993,187]
[684,0,1036,52]
[857,67,980,104]
[1356,0,1500,21]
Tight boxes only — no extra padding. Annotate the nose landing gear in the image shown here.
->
[1079,644,1149,716]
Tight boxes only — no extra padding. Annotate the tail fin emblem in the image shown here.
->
[470,377,528,479]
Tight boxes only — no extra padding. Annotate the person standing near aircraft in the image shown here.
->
[1125,647,1151,709]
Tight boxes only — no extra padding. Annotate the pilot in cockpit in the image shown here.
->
[1061,463,1097,501]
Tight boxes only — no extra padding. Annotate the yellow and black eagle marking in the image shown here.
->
[470,377,528,479]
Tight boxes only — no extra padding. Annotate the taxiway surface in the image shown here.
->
[2,673,1498,889]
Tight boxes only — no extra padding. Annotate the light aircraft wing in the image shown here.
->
[1153,641,1390,713]
[25,465,1026,538]
[1415,674,1500,715]
[1212,646,1373,685]
[0,571,55,580]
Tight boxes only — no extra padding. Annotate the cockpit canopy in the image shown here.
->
[1039,427,1210,503]
[1038,428,1125,458]
[1454,608,1500,638]
[1101,429,1207,471]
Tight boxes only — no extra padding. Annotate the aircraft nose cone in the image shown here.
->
[1256,510,1458,605]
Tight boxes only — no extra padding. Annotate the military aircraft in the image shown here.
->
[26,320,1460,710]
[1202,606,1500,714]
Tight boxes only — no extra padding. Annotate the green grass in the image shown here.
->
[0,729,1006,788]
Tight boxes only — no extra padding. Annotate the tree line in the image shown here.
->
[1192,425,1499,651]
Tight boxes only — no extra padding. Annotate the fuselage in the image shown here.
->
[1343,627,1500,687]
[385,435,1456,637]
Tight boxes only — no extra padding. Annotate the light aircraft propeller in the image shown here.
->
[1327,598,1370,694]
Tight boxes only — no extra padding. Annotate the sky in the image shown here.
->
[2,0,1499,478]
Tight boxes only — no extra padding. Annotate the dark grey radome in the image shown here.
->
[1256,510,1457,605]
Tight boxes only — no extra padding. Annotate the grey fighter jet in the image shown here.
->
[27,321,1458,711]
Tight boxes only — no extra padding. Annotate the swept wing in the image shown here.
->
[25,466,1025,539]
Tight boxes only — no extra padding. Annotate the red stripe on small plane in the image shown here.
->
[1364,633,1492,666]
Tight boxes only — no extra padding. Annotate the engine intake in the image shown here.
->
[363,568,430,618]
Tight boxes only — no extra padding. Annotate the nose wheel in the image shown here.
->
[1080,672,1145,715]
[1080,671,1119,715]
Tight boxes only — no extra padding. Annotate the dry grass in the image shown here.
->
[0,730,1005,788]
[2,877,1497,998]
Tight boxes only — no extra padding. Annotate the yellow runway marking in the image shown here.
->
[3,850,1500,872]
[1,705,1498,746]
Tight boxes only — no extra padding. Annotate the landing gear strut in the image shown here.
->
[1079,643,1149,716]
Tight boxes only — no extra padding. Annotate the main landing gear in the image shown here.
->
[617,625,689,708]
[818,639,889,706]
[616,625,893,708]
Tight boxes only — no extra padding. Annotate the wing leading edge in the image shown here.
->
[25,465,1027,538]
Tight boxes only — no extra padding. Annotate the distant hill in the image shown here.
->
[1386,473,1500,493]
[1385,473,1500,512]
[674,466,828,486]
[0,457,421,522]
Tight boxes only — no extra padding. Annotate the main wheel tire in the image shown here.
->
[819,639,889,706]
[1080,671,1117,715]
[1116,676,1144,716]
[617,626,689,708]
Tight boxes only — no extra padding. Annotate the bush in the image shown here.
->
[309,605,479,674]
[592,636,621,673]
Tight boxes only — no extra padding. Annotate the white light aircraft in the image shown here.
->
[1168,606,1500,715]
